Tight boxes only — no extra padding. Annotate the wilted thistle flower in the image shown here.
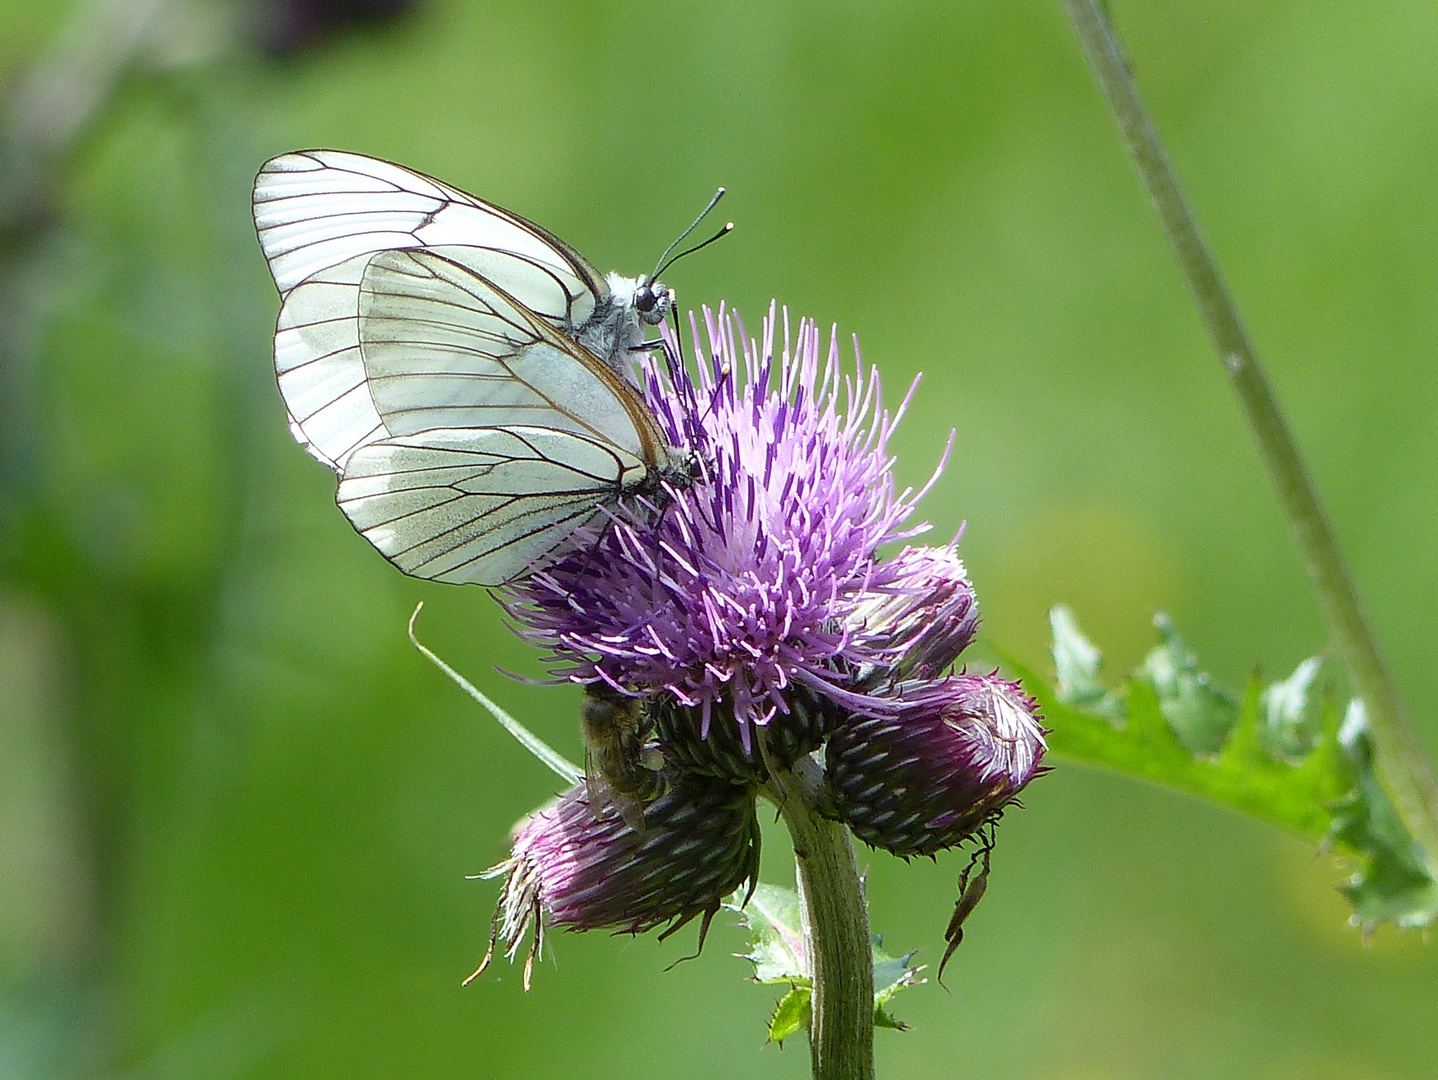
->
[822,672,1048,858]
[480,305,1043,981]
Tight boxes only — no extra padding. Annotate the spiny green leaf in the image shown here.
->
[1141,614,1239,754]
[1007,608,1437,932]
[728,883,926,1037]
[767,986,811,1046]
[728,881,806,984]
[871,941,924,1008]
[874,1004,908,1032]
[1330,703,1438,931]
[1260,655,1323,760]
[871,936,924,1032]
[1050,605,1118,717]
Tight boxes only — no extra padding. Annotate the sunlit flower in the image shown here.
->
[505,305,955,751]
[481,305,1043,979]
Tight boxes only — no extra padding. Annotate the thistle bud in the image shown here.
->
[473,774,760,988]
[653,687,834,783]
[822,673,1047,858]
[847,546,979,684]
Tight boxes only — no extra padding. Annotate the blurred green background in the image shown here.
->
[2,0,1436,1077]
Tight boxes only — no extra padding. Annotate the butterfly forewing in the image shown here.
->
[254,150,606,319]
[273,254,382,469]
[357,249,660,455]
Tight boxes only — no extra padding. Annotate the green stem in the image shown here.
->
[1059,0,1438,874]
[769,757,874,1080]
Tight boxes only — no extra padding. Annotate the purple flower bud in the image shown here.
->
[822,673,1047,858]
[845,545,979,684]
[472,775,760,989]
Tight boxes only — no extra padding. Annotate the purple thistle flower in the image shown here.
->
[503,304,956,752]
[471,775,760,990]
[822,672,1048,858]
[475,302,1042,974]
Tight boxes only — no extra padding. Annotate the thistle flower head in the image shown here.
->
[478,304,1044,981]
[823,672,1048,858]
[505,305,955,747]
[841,544,979,685]
[474,775,760,990]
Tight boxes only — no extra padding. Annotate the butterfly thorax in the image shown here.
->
[629,446,701,511]
[581,272,671,372]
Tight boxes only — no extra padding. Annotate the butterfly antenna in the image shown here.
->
[655,220,733,280]
[650,188,729,281]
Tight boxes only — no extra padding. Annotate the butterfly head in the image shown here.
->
[631,277,674,326]
[602,273,673,344]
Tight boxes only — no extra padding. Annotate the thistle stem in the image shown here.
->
[770,757,874,1080]
[1059,0,1438,872]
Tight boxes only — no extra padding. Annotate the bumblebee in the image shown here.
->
[580,687,663,831]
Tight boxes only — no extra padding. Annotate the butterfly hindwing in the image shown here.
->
[336,426,642,585]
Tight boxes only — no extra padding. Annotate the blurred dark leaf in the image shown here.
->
[253,0,420,56]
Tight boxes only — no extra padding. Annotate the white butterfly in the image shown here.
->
[252,149,696,586]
